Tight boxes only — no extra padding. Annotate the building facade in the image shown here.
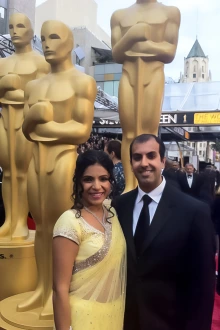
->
[72,27,111,75]
[35,0,110,47]
[0,0,36,34]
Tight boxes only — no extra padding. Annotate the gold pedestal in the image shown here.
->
[0,231,37,301]
[0,293,54,330]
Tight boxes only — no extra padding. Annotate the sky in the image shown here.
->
[36,0,220,81]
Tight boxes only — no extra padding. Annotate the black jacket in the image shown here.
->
[113,183,215,330]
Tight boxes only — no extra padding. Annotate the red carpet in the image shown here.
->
[212,293,220,330]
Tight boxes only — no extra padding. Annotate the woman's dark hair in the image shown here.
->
[72,150,116,218]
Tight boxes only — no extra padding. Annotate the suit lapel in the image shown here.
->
[120,189,138,261]
[191,174,197,190]
[141,184,175,254]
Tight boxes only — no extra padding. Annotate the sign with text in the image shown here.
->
[194,112,220,125]
[166,127,190,140]
[93,111,220,128]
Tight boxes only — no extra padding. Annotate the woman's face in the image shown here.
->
[81,163,111,207]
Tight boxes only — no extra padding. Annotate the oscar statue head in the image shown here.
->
[9,13,34,49]
[41,20,74,65]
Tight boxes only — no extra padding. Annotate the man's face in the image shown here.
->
[9,14,33,47]
[131,139,165,192]
[41,21,73,64]
[185,165,194,174]
[172,162,179,170]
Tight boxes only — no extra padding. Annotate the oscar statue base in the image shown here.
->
[0,294,54,330]
[0,231,37,301]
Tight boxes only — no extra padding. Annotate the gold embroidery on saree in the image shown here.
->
[53,227,80,245]
[73,221,112,274]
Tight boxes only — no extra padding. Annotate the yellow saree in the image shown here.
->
[53,206,126,330]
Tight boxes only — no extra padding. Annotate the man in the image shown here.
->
[172,161,180,171]
[179,163,205,200]
[104,140,125,196]
[113,134,215,330]
[111,0,180,192]
[162,159,181,190]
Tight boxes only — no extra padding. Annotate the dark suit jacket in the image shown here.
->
[162,168,181,190]
[178,173,202,198]
[113,183,215,330]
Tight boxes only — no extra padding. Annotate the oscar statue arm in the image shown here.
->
[27,76,97,145]
[22,81,54,141]
[130,6,181,63]
[111,10,149,64]
[0,73,23,99]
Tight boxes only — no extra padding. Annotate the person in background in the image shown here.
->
[172,161,180,171]
[104,140,125,196]
[212,187,220,294]
[179,163,204,200]
[162,159,181,190]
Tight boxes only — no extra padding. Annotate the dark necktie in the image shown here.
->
[134,194,152,256]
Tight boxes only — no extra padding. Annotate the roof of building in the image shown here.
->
[186,39,206,59]
[92,47,113,62]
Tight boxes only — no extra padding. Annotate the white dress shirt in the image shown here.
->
[186,173,193,188]
[133,177,166,235]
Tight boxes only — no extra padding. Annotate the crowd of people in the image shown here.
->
[77,134,113,154]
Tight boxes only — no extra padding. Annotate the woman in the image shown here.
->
[52,150,126,330]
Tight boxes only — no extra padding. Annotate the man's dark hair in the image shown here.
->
[129,134,166,162]
[105,140,121,160]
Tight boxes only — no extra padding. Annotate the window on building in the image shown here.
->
[203,143,206,147]
[202,74,205,79]
[0,6,7,34]
[202,66,204,72]
[193,73,196,78]
[199,151,202,155]
[200,143,202,147]
[104,81,119,97]
[104,81,114,96]
[194,66,196,72]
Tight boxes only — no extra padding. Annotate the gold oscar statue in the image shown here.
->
[0,14,50,304]
[0,13,50,242]
[111,0,181,191]
[0,20,97,330]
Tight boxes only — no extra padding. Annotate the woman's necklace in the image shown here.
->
[83,205,107,230]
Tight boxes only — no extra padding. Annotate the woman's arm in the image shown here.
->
[52,236,79,330]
